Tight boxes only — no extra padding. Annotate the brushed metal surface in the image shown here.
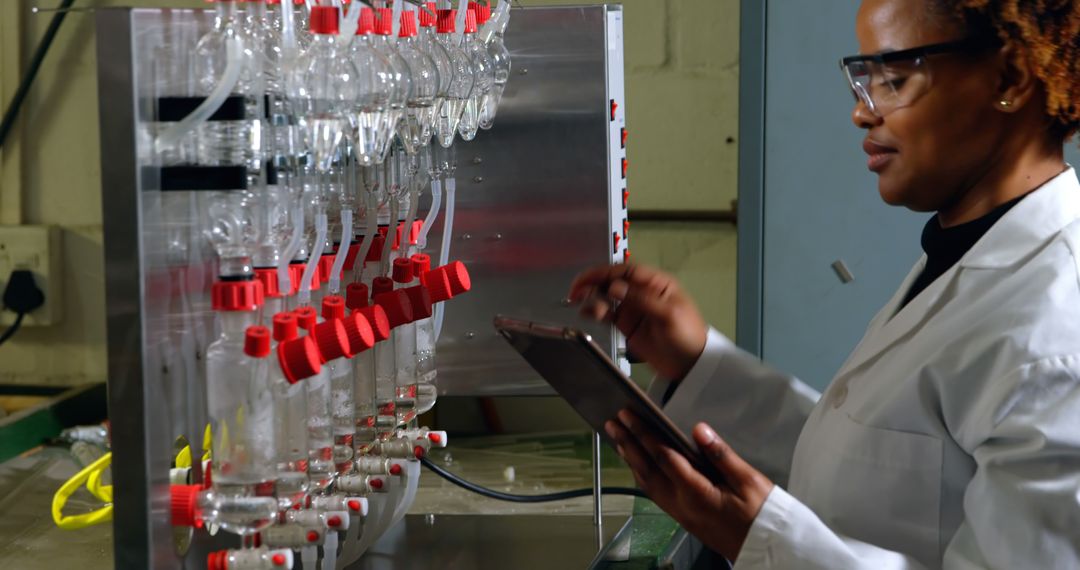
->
[431,5,620,396]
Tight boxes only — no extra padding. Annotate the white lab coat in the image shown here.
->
[650,168,1080,569]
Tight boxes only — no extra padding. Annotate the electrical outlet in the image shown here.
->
[0,225,62,326]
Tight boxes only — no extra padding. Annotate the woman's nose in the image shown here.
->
[852,98,883,129]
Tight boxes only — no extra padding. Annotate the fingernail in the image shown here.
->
[604,421,617,439]
[617,410,633,429]
[615,444,625,458]
[697,423,717,444]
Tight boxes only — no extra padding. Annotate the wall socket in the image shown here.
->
[0,225,62,326]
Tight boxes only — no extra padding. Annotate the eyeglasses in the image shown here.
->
[840,37,999,117]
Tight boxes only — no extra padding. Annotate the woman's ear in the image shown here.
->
[995,41,1038,112]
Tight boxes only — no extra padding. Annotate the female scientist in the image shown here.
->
[569,0,1080,567]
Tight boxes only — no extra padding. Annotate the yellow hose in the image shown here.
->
[52,451,113,530]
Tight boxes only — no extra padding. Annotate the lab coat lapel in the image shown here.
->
[831,167,1080,383]
[832,258,956,382]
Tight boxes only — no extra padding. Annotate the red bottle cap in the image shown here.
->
[277,336,322,383]
[244,326,272,358]
[319,254,337,285]
[419,2,437,27]
[272,312,299,342]
[170,484,201,527]
[207,551,227,570]
[425,269,454,303]
[464,7,477,34]
[358,7,376,35]
[344,312,376,354]
[367,234,386,262]
[392,258,414,284]
[211,279,264,312]
[399,10,418,37]
[310,5,340,35]
[374,290,414,328]
[437,9,456,33]
[313,319,352,361]
[478,3,492,24]
[372,276,395,296]
[322,295,346,321]
[254,268,284,298]
[358,305,391,342]
[411,254,432,277]
[435,261,472,296]
[343,242,361,272]
[346,282,370,310]
[290,263,320,293]
[402,285,433,320]
[375,7,393,35]
[294,307,318,331]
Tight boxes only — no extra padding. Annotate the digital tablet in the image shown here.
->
[494,316,723,484]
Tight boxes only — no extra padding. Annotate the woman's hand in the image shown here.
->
[605,411,774,562]
[568,264,707,381]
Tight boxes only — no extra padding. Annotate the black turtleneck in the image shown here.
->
[899,195,1026,310]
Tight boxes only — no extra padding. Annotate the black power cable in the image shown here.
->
[0,0,78,150]
[0,270,45,347]
[420,456,649,503]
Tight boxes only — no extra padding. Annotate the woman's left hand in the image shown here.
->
[605,411,775,562]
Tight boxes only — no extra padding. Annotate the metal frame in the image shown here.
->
[736,0,767,356]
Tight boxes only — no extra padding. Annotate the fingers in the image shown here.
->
[618,410,718,497]
[693,423,761,495]
[604,418,666,494]
[568,264,666,304]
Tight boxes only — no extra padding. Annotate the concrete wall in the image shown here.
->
[0,1,739,420]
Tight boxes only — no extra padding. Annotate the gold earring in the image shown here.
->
[1000,100,1013,108]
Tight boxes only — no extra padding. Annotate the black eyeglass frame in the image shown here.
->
[839,36,1001,69]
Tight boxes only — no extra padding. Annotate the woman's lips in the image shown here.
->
[863,139,897,173]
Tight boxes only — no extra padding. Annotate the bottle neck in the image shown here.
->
[219,310,256,337]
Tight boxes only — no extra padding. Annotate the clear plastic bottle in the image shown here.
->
[204,291,279,535]
[458,7,494,141]
[479,2,511,130]
[193,0,263,172]
[372,8,412,160]
[390,259,420,423]
[346,284,390,455]
[396,10,439,155]
[411,255,440,413]
[287,5,358,172]
[434,9,475,148]
[321,295,367,473]
[269,313,313,510]
[293,306,337,491]
[349,8,395,166]
[372,281,413,426]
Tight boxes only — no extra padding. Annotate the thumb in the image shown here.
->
[693,423,756,495]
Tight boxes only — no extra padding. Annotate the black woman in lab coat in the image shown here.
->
[570,0,1080,567]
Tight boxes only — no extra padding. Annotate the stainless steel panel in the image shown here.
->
[433,6,621,396]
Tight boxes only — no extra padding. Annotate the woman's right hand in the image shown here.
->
[568,264,707,382]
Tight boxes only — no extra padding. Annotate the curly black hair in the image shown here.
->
[932,0,1080,139]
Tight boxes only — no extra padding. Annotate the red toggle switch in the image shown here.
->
[613,232,621,254]
[620,128,627,149]
[621,158,628,179]
[622,189,629,209]
[624,249,631,263]
[623,219,630,239]
[610,99,618,121]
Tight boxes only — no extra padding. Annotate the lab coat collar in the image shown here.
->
[959,166,1080,269]
[831,166,1080,382]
